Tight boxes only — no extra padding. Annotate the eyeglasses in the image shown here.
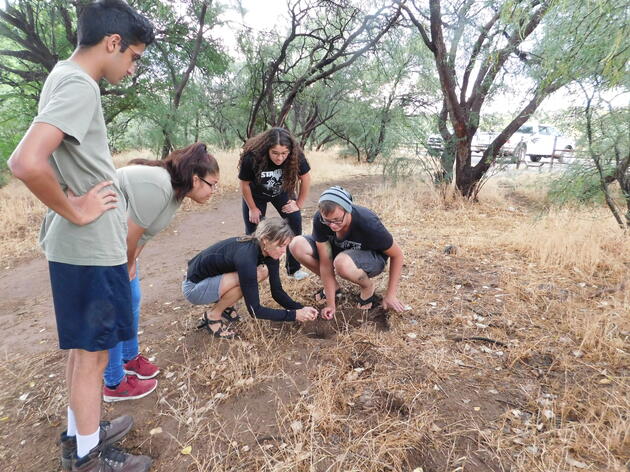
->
[108,34,144,62]
[270,150,290,158]
[126,44,143,63]
[199,177,218,190]
[321,212,346,226]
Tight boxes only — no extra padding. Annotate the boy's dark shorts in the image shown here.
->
[301,235,387,278]
[49,262,133,352]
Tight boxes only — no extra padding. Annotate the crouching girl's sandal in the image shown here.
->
[197,312,236,339]
[221,306,240,323]
[313,287,343,303]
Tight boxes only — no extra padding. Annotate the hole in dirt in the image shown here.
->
[349,342,380,369]
[522,352,555,368]
[374,389,409,416]
[302,305,390,339]
[354,388,409,417]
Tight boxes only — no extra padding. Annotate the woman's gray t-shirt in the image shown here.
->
[116,166,181,246]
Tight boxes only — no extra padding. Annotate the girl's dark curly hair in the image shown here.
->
[238,127,302,193]
[127,142,219,201]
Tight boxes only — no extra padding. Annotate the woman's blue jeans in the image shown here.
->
[104,274,141,387]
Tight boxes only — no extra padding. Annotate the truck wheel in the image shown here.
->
[530,155,542,163]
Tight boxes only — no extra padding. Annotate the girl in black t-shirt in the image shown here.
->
[238,128,311,279]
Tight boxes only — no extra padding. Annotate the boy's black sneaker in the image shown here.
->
[72,445,152,472]
[60,415,134,471]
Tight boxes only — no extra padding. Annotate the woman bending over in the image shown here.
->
[104,143,219,402]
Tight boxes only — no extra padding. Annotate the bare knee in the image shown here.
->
[333,253,355,278]
[289,236,311,260]
[257,264,269,281]
[73,349,108,373]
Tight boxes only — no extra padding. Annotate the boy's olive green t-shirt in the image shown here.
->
[33,60,127,266]
[116,166,181,246]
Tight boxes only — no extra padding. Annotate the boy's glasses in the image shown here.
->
[126,44,143,63]
[321,212,346,226]
[108,34,144,62]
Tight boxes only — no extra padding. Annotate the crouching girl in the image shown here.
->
[182,218,318,338]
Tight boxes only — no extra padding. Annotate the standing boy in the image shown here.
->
[8,1,155,470]
[289,186,406,318]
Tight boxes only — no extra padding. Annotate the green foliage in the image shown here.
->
[547,100,628,209]
[547,161,606,206]
[0,86,34,185]
[0,0,627,190]
[535,0,630,88]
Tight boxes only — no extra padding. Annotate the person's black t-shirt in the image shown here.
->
[238,152,310,199]
[312,205,393,257]
[186,237,302,321]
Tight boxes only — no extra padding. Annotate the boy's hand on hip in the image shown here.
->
[67,180,117,225]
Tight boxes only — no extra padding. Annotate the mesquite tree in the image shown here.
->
[403,0,581,197]
[242,0,402,138]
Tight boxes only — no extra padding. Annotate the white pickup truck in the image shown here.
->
[471,123,575,163]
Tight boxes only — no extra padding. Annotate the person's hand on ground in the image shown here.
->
[296,306,318,322]
[67,180,117,226]
[248,207,262,224]
[281,199,299,214]
[382,295,405,312]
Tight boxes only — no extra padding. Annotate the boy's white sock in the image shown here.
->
[66,406,77,437]
[76,428,100,458]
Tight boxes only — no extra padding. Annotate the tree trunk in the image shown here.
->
[161,130,173,159]
[161,2,209,157]
[194,111,200,143]
[454,141,477,198]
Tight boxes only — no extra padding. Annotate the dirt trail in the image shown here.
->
[0,175,389,471]
[0,177,378,357]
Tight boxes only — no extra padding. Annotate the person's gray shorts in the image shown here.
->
[302,235,387,278]
[182,274,223,305]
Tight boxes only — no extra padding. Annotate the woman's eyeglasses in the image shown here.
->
[270,150,290,158]
[199,177,217,190]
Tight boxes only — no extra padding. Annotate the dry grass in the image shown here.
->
[501,207,628,277]
[1,166,628,471]
[0,180,47,264]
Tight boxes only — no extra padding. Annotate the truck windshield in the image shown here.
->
[518,125,533,134]
[539,126,559,135]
